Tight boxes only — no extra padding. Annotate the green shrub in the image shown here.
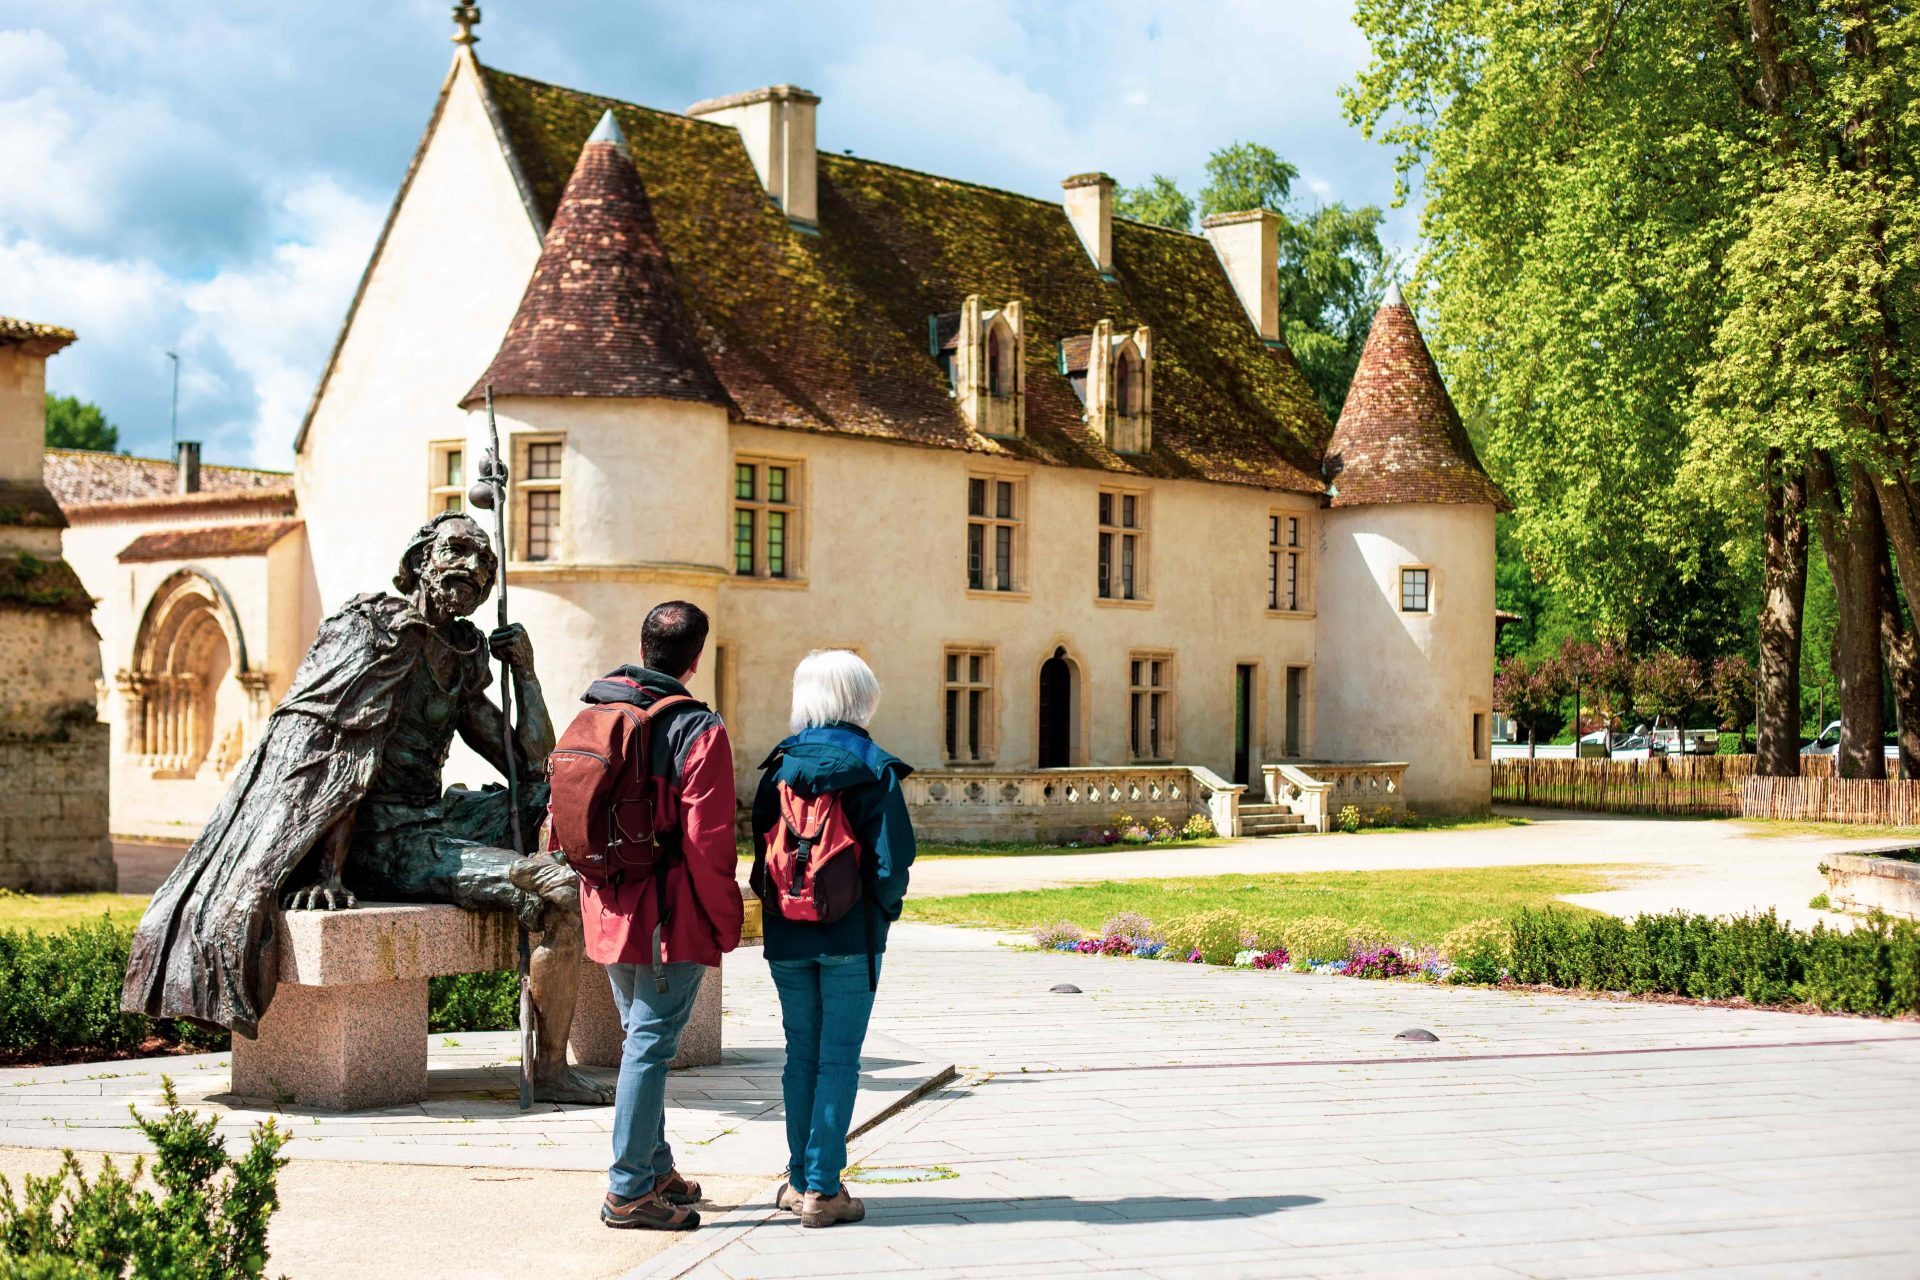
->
[1334,805,1363,834]
[1161,910,1246,964]
[1280,915,1356,964]
[427,971,519,1033]
[1438,917,1509,984]
[0,1079,287,1277]
[1180,813,1216,840]
[1508,908,1920,1017]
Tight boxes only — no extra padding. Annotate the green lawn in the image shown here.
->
[906,864,1622,947]
[1736,819,1920,842]
[0,891,150,933]
[1352,812,1533,835]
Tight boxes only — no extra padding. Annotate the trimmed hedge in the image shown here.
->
[1,919,527,1062]
[1509,909,1920,1016]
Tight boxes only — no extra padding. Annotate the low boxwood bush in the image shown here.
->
[0,1080,286,1277]
[1,919,531,1062]
[1508,908,1920,1016]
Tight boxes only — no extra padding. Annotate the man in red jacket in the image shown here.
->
[579,601,742,1231]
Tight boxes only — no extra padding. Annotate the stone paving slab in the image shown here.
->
[627,924,1920,1280]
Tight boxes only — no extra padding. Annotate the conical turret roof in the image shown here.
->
[1323,287,1507,509]
[464,111,729,409]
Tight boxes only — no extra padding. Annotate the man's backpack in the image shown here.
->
[547,693,695,891]
[761,780,865,923]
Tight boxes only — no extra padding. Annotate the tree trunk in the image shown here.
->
[1811,454,1888,778]
[1756,451,1808,775]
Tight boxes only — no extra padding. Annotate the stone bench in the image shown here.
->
[231,904,723,1111]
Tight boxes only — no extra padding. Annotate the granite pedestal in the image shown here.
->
[231,904,721,1110]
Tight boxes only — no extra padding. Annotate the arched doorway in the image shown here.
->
[124,570,259,779]
[1038,646,1075,768]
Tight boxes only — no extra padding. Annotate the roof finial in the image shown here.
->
[586,109,629,154]
[451,2,480,46]
[1381,280,1405,308]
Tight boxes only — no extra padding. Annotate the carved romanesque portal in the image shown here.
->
[118,570,268,780]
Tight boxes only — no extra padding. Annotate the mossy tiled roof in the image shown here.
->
[43,450,292,511]
[477,65,1331,493]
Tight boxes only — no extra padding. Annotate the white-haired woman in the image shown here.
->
[749,650,916,1229]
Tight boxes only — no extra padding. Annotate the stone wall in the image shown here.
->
[0,723,113,891]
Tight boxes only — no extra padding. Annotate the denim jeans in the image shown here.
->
[768,954,881,1197]
[605,961,706,1199]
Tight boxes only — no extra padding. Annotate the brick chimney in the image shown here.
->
[1061,173,1115,278]
[1202,210,1281,344]
[175,441,201,495]
[688,85,820,229]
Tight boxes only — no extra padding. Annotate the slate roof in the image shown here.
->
[471,65,1332,493]
[0,316,76,356]
[1324,287,1508,510]
[118,520,303,563]
[463,111,729,409]
[44,450,293,512]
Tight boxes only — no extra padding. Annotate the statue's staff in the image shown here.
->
[468,384,536,1112]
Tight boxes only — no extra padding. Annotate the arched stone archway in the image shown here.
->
[119,570,265,779]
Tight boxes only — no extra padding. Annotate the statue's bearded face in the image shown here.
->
[416,522,495,620]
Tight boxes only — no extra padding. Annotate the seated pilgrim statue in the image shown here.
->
[122,511,611,1104]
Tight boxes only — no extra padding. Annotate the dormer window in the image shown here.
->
[946,295,1025,437]
[1074,319,1153,454]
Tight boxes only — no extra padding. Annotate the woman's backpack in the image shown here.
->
[762,779,865,923]
[547,694,694,891]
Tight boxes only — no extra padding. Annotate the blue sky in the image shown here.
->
[0,1,1413,468]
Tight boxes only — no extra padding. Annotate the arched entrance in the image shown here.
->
[122,569,262,779]
[1037,646,1076,768]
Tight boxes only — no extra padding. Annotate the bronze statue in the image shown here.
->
[122,511,611,1104]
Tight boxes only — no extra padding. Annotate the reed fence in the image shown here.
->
[1740,776,1920,826]
[1493,756,1751,816]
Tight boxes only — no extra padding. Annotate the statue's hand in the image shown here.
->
[489,623,535,673]
[284,877,358,911]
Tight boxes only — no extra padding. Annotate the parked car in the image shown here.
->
[1802,720,1902,760]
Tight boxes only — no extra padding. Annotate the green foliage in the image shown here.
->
[1180,813,1216,840]
[0,1080,286,1277]
[426,970,519,1033]
[1279,915,1357,964]
[1335,804,1363,834]
[1197,142,1300,219]
[42,394,120,453]
[1439,917,1510,984]
[1160,910,1246,965]
[1507,908,1920,1015]
[1114,175,1194,231]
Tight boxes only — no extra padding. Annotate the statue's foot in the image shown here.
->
[531,1065,614,1106]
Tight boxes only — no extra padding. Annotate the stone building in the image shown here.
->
[44,447,310,841]
[287,31,1507,837]
[0,317,112,891]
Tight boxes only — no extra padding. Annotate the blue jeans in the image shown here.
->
[768,954,881,1197]
[605,961,706,1199]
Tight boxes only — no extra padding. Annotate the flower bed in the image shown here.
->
[1030,907,1920,1016]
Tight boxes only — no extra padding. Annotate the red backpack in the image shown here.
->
[546,693,695,891]
[762,781,865,923]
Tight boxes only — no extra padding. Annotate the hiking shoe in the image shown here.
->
[775,1182,806,1213]
[601,1191,699,1231]
[656,1169,702,1206]
[801,1188,865,1228]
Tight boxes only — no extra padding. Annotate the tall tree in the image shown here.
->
[1346,0,1918,777]
[44,393,120,452]
[1114,175,1195,232]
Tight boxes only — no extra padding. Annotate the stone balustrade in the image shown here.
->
[1263,761,1409,833]
[904,764,1242,842]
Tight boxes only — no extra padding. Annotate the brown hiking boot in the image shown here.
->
[601,1190,699,1231]
[656,1169,702,1206]
[775,1182,806,1213]
[801,1187,866,1229]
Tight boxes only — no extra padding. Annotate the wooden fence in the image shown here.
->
[1741,776,1920,826]
[1493,756,1752,816]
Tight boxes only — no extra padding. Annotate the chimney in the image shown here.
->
[175,441,201,495]
[1062,173,1115,277]
[688,85,820,229]
[1202,211,1281,343]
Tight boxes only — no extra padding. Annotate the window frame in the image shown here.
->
[513,434,565,563]
[1096,486,1150,603]
[966,471,1026,595]
[1400,565,1433,614]
[733,453,805,582]
[427,440,466,516]
[941,644,997,764]
[1267,510,1311,613]
[1127,650,1176,762]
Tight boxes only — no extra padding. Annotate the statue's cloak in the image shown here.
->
[121,593,484,1038]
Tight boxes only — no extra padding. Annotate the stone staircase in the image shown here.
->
[1237,801,1307,837]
